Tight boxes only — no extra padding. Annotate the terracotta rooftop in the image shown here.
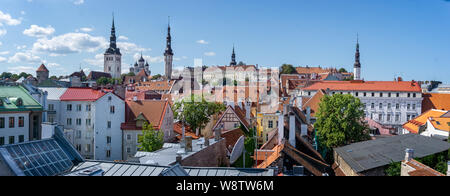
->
[422,93,450,113]
[295,66,332,74]
[173,122,199,140]
[37,64,49,72]
[302,80,422,92]
[403,109,448,134]
[302,89,327,117]
[428,117,450,132]
[60,88,107,102]
[221,128,244,150]
[122,100,169,130]
[135,80,175,91]
[405,159,445,176]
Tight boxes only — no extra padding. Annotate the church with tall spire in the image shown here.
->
[230,46,237,66]
[353,35,361,80]
[164,17,174,80]
[104,14,122,79]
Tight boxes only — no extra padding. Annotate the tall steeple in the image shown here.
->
[104,13,122,79]
[164,16,174,80]
[230,45,237,66]
[354,34,361,80]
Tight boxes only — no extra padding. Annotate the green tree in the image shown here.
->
[280,64,296,74]
[152,74,162,80]
[385,161,401,176]
[338,68,348,73]
[138,122,164,152]
[315,94,370,163]
[173,96,226,136]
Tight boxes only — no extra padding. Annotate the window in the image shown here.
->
[67,104,72,111]
[396,104,400,110]
[387,114,391,122]
[106,150,111,158]
[67,118,72,126]
[388,103,391,109]
[107,136,111,144]
[108,96,112,101]
[86,104,91,111]
[388,93,391,97]
[371,103,375,109]
[364,92,367,97]
[408,93,411,98]
[0,117,4,128]
[77,104,82,111]
[412,104,416,110]
[76,144,82,152]
[127,134,131,140]
[397,93,400,97]
[413,93,417,98]
[268,120,273,129]
[9,136,14,144]
[371,93,375,97]
[380,93,383,97]
[48,104,55,111]
[308,92,311,96]
[379,114,383,121]
[86,144,91,153]
[356,92,359,97]
[107,121,111,129]
[18,117,24,127]
[9,117,14,128]
[379,103,383,109]
[110,106,115,114]
[76,118,82,126]
[234,123,239,128]
[407,104,411,110]
[0,137,4,146]
[127,148,131,153]
[49,116,54,123]
[86,119,91,126]
[19,135,24,143]
[396,114,400,122]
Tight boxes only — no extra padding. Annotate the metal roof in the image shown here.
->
[39,87,68,100]
[66,161,275,176]
[334,134,450,173]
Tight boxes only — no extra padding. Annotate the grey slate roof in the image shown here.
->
[334,134,450,173]
[66,161,275,176]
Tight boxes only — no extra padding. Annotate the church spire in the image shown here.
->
[109,13,117,50]
[164,16,173,56]
[354,34,361,68]
[230,45,237,66]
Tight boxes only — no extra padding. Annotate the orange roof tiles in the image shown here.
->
[123,100,169,130]
[302,80,422,92]
[402,109,448,134]
[173,122,199,140]
[422,93,450,113]
[302,89,326,117]
[429,117,450,131]
[405,159,445,176]
[295,66,331,74]
[37,64,49,72]
[135,80,175,91]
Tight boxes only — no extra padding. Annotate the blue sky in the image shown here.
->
[0,0,449,83]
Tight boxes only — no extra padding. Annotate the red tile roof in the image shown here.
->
[302,80,422,92]
[302,89,327,117]
[60,88,107,101]
[405,159,445,176]
[173,122,199,140]
[122,100,169,130]
[422,93,450,113]
[37,64,49,72]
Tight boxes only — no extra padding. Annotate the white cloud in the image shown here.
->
[32,32,107,54]
[133,53,164,63]
[23,25,55,38]
[73,0,85,5]
[118,36,129,41]
[0,11,21,26]
[78,27,93,32]
[8,66,37,74]
[0,29,6,36]
[0,51,10,55]
[0,56,6,63]
[204,52,216,56]
[16,45,27,50]
[8,52,41,64]
[46,63,60,68]
[118,42,151,54]
[0,41,2,46]
[20,11,26,15]
[196,40,209,44]
[84,53,104,67]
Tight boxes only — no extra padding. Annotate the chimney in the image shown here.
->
[245,100,251,123]
[185,136,193,152]
[405,148,414,162]
[204,137,210,147]
[176,154,182,164]
[214,128,221,141]
[306,107,311,124]
[289,112,296,148]
[278,112,284,145]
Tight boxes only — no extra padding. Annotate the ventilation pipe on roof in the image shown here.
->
[278,112,284,145]
[405,148,414,162]
[289,112,296,148]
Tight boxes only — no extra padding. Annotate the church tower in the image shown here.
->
[354,35,361,80]
[230,46,237,66]
[164,18,174,80]
[104,15,122,79]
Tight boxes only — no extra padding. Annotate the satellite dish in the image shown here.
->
[229,136,245,164]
